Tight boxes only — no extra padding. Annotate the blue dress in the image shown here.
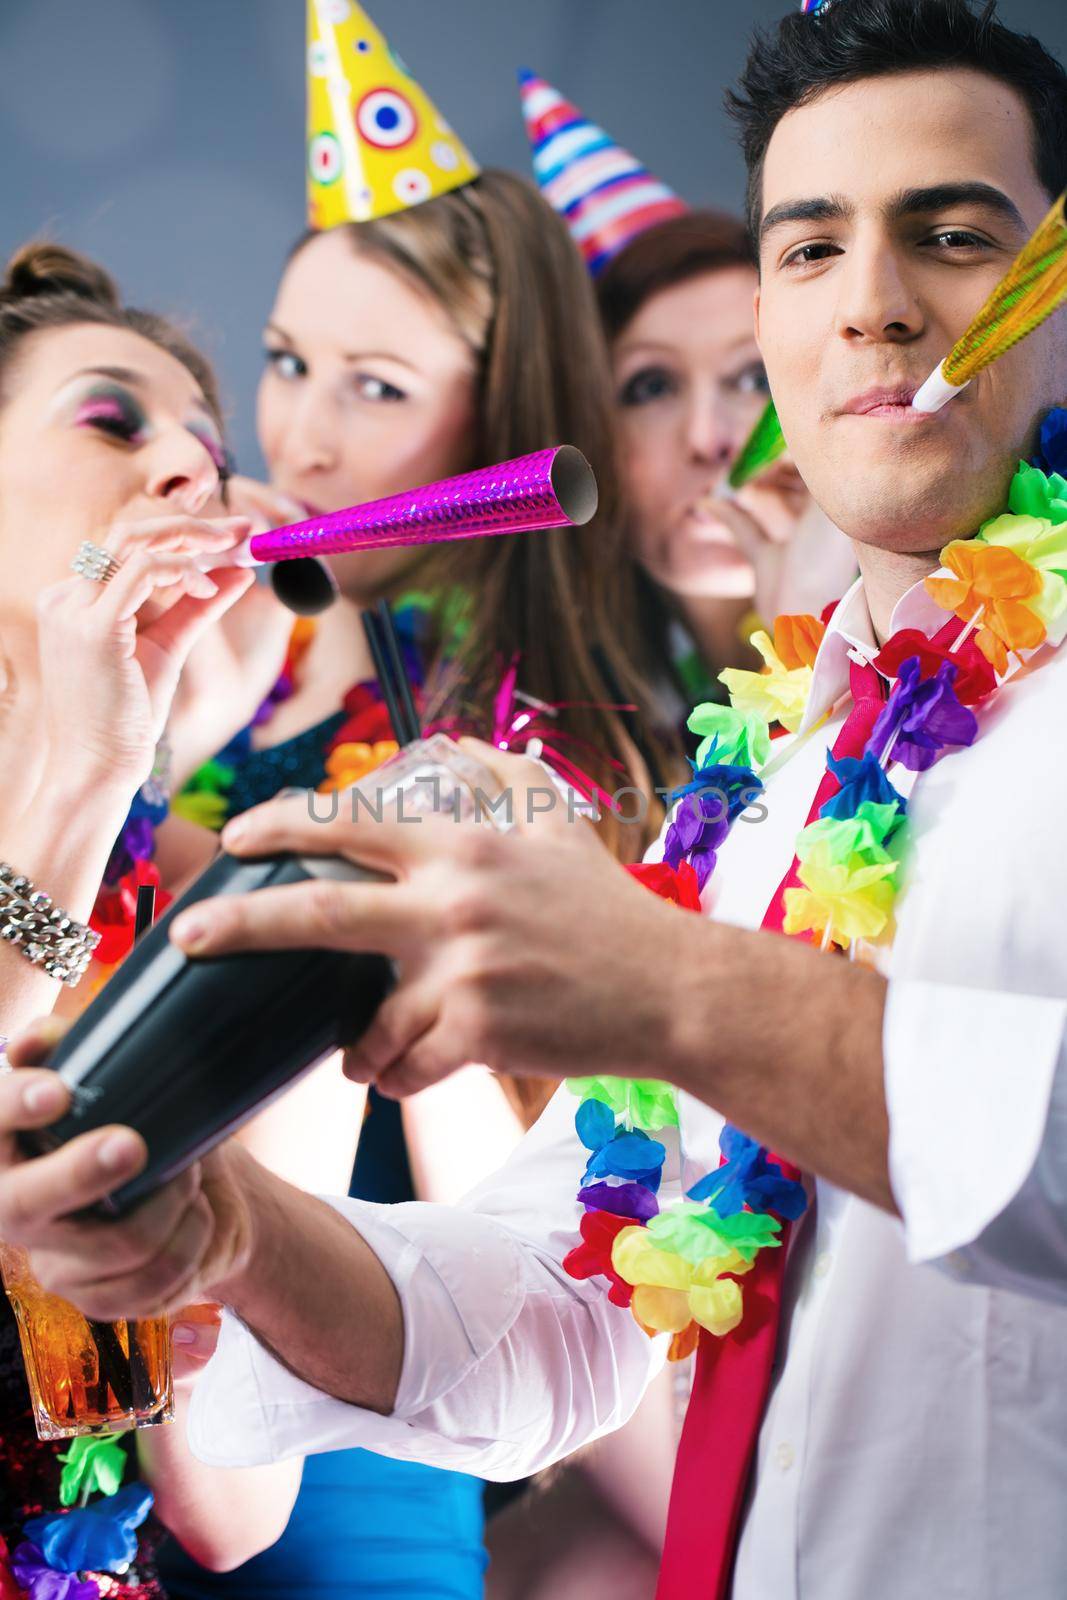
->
[160,698,488,1598]
[160,1450,487,1599]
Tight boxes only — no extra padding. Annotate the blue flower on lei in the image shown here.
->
[687,1126,807,1220]
[819,751,907,822]
[576,1096,667,1192]
[22,1483,153,1576]
[1031,406,1067,480]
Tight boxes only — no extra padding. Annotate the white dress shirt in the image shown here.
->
[191,577,1067,1599]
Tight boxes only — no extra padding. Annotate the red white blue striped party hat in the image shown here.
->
[518,69,687,276]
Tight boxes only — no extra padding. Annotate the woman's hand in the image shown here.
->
[171,1301,223,1386]
[35,513,256,790]
[224,475,307,539]
[167,479,305,784]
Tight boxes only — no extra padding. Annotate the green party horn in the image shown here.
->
[728,399,787,490]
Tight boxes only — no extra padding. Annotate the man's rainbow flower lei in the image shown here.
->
[564,423,1067,1362]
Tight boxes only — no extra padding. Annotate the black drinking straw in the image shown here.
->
[133,884,156,942]
[375,598,421,744]
[87,1318,134,1413]
[362,605,419,747]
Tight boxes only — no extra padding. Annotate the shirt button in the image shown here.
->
[775,1442,795,1472]
[814,1252,833,1279]
[945,1251,972,1279]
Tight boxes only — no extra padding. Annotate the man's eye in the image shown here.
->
[782,242,842,268]
[618,368,678,408]
[925,229,991,251]
[265,349,306,381]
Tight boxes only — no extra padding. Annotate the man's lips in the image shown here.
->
[840,385,928,420]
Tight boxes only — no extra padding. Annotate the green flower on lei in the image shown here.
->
[1007,460,1067,526]
[686,703,772,772]
[565,1075,679,1132]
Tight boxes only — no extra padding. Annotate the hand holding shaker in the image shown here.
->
[1,888,174,1439]
[19,736,507,1216]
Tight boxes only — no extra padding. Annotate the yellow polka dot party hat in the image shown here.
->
[306,0,480,228]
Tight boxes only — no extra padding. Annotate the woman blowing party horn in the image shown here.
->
[0,240,308,1596]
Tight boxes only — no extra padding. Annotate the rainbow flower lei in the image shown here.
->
[564,417,1067,1361]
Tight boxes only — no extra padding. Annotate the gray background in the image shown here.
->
[3,0,1066,473]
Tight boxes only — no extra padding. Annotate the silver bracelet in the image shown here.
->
[0,864,100,987]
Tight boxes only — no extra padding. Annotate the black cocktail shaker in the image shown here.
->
[22,848,394,1215]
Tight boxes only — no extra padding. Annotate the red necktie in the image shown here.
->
[656,657,885,1600]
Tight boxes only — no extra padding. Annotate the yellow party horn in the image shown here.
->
[727,398,787,489]
[913,190,1067,413]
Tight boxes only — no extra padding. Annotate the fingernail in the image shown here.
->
[97,1130,142,1171]
[22,1078,64,1115]
[172,912,209,951]
[344,1048,378,1084]
[171,1322,199,1347]
[221,817,247,847]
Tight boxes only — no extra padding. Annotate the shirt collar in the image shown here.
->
[798,576,947,734]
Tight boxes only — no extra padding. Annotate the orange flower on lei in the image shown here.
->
[773,612,826,670]
[318,740,399,793]
[924,540,1046,674]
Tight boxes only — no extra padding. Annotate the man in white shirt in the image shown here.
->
[4,0,1067,1594]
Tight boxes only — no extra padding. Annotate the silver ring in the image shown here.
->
[71,540,122,585]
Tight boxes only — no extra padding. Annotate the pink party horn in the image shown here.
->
[240,447,596,614]
[250,446,596,560]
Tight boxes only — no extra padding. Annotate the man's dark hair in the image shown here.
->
[727,0,1067,243]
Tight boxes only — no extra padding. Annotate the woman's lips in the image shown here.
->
[684,501,737,538]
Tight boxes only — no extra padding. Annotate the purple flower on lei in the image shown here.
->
[578,1180,660,1221]
[251,669,295,727]
[11,1544,98,1600]
[867,656,978,772]
[665,762,762,890]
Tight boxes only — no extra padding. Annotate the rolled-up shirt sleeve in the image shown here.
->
[885,977,1067,1297]
[188,1087,670,1478]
